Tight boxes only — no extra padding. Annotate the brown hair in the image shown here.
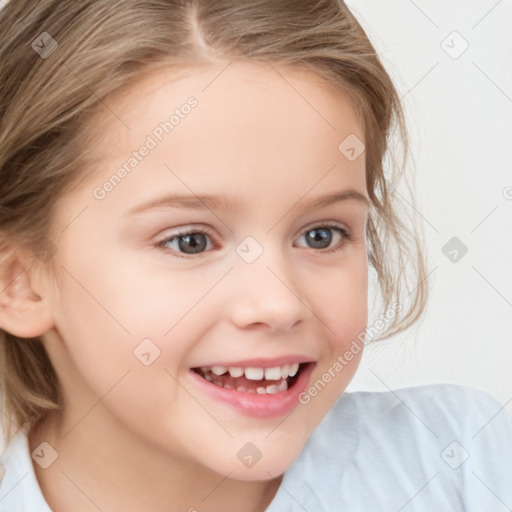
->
[0,0,427,442]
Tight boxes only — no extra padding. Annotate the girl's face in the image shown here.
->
[42,61,369,480]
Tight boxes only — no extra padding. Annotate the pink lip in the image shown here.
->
[188,362,316,418]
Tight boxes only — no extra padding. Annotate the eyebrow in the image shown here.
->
[124,188,370,217]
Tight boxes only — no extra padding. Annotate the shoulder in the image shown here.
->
[272,384,512,512]
[337,383,512,476]
[312,383,512,458]
[337,382,510,434]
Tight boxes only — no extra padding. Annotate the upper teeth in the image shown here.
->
[209,363,300,380]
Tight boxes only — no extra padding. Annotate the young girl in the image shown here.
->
[0,1,510,511]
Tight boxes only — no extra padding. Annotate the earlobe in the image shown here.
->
[0,250,54,338]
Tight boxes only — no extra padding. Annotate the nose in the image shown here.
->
[228,250,310,333]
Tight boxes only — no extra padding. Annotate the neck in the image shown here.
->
[29,409,282,512]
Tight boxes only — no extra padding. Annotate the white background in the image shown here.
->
[345,0,512,415]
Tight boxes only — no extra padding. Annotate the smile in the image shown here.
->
[193,363,303,394]
[189,360,315,418]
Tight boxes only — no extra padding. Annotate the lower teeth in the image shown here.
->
[201,372,289,393]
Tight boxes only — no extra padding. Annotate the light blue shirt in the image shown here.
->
[1,384,511,511]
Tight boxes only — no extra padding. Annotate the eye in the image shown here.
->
[295,224,350,252]
[155,228,214,256]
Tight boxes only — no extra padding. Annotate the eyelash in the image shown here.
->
[154,223,352,260]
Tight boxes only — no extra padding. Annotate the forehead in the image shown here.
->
[91,59,363,155]
[67,60,366,219]
[107,60,359,120]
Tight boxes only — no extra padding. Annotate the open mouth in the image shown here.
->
[192,363,309,394]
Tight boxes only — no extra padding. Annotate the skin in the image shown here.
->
[2,60,369,511]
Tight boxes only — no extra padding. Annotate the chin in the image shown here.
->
[226,460,292,482]
[209,441,304,482]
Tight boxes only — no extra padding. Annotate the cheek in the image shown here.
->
[312,251,368,346]
[50,243,226,401]
[51,261,216,448]
[305,252,368,394]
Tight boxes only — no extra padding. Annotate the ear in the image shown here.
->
[0,247,54,338]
